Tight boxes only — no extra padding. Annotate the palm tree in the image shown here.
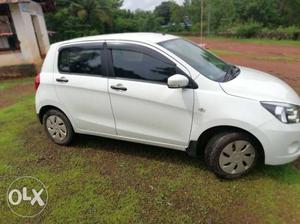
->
[70,0,112,27]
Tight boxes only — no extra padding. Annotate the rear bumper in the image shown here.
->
[252,120,300,165]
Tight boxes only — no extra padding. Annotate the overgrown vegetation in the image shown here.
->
[45,0,300,42]
[221,23,300,40]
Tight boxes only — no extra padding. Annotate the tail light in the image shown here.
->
[34,73,40,91]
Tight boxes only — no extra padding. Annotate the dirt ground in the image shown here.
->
[0,77,33,108]
[0,84,33,108]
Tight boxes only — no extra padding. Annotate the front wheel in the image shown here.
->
[205,132,259,179]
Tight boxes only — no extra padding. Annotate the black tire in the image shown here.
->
[204,132,259,179]
[42,109,74,146]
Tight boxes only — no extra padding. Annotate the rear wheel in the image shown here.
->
[43,109,74,145]
[204,132,259,179]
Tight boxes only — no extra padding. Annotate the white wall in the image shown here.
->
[0,52,26,66]
[0,1,50,67]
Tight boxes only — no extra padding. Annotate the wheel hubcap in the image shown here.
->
[46,115,67,142]
[219,140,255,174]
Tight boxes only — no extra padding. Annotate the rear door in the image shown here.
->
[53,43,116,136]
[106,42,194,148]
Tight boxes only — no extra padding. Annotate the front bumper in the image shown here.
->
[252,119,300,165]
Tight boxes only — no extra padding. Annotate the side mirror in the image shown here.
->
[167,74,189,89]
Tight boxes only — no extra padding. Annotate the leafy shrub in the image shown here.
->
[257,26,300,40]
[234,22,263,38]
[218,23,300,40]
[191,22,201,33]
[275,26,300,40]
[160,23,186,33]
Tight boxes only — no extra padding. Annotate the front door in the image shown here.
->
[107,43,194,148]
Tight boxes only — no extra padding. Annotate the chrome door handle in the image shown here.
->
[111,84,127,91]
[56,77,69,83]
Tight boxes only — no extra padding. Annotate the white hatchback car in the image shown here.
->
[35,33,300,179]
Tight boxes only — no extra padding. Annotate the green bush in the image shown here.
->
[191,22,201,33]
[257,26,300,40]
[160,23,186,33]
[234,22,263,38]
[218,23,300,40]
[276,26,300,40]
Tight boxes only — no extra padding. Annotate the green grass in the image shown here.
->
[0,78,300,223]
[0,77,33,91]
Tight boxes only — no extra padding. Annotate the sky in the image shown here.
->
[122,0,185,11]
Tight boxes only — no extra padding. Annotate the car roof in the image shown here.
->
[55,32,178,46]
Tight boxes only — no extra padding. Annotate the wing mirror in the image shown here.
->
[167,74,189,89]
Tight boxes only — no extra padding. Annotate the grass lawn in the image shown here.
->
[1,56,300,223]
[0,77,33,91]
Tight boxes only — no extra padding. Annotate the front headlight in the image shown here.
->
[261,102,300,124]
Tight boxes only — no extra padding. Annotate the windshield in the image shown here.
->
[159,38,233,82]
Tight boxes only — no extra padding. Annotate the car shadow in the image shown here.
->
[72,133,207,170]
[72,134,300,183]
[31,122,299,183]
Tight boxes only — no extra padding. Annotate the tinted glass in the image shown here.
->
[112,49,176,83]
[159,39,231,82]
[58,47,102,75]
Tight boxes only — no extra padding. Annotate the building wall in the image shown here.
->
[0,1,50,67]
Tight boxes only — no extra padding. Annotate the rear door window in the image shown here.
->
[58,46,103,76]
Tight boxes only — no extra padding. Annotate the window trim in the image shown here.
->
[106,42,185,86]
[57,43,107,77]
[57,39,192,77]
[107,42,177,66]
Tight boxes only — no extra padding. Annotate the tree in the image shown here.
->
[232,0,280,26]
[278,0,300,26]
[45,0,300,42]
[170,3,184,24]
[46,0,119,41]
[154,1,179,25]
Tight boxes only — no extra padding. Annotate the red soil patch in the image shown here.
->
[197,38,300,56]
[0,83,33,108]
